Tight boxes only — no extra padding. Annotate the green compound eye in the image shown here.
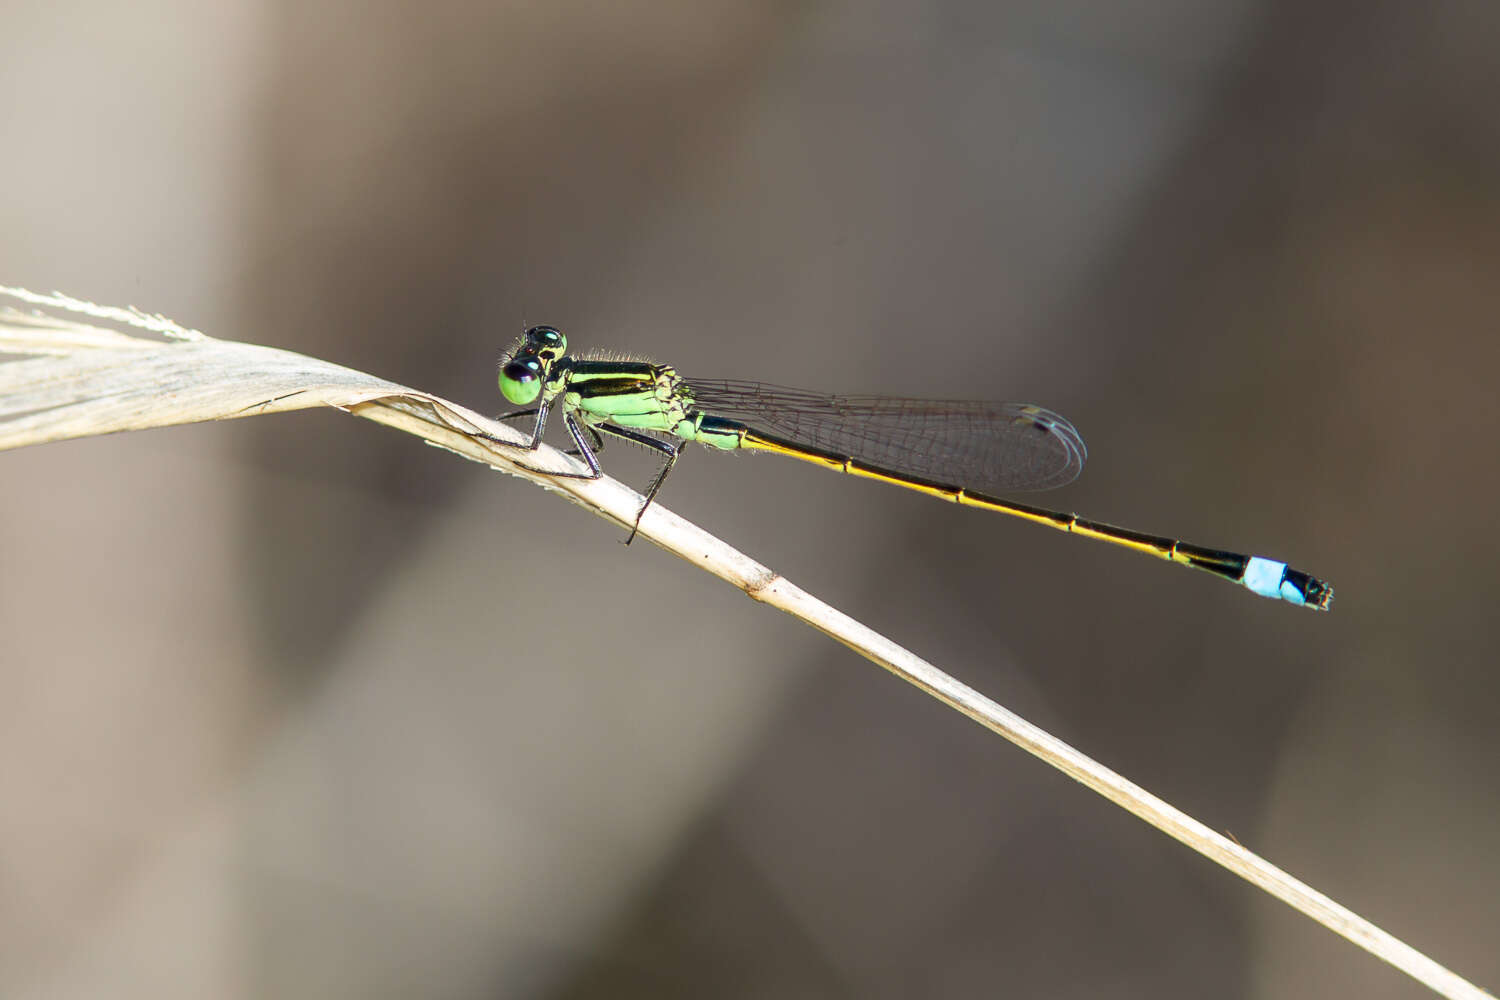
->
[499,356,544,405]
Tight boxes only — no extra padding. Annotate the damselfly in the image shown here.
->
[492,326,1332,610]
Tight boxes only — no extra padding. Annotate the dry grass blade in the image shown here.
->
[0,287,1488,1000]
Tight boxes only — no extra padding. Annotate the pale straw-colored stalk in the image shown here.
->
[0,286,1488,1000]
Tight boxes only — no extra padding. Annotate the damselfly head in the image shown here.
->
[498,325,567,403]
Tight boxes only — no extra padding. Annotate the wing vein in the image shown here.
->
[683,378,1086,493]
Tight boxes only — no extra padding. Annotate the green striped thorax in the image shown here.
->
[498,325,708,442]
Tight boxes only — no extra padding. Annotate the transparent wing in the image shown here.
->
[682,378,1086,493]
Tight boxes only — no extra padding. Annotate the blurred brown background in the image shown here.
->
[2,1,1497,997]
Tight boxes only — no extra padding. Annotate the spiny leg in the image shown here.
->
[594,423,681,544]
[485,400,602,481]
[508,410,605,480]
[564,423,606,459]
[485,409,676,538]
[490,406,602,458]
[478,399,549,449]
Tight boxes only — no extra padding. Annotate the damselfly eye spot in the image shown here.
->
[525,325,566,357]
[499,357,544,404]
[503,357,541,381]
